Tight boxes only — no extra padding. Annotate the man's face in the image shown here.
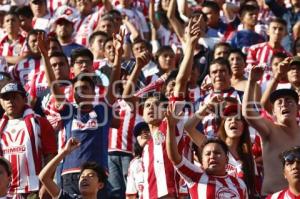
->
[273,96,298,123]
[268,22,286,43]
[55,20,74,40]
[287,64,300,85]
[104,40,115,62]
[201,143,227,176]
[28,34,39,54]
[30,0,47,18]
[132,42,147,57]
[18,15,32,32]
[97,20,114,35]
[79,169,103,195]
[91,35,107,59]
[283,153,300,185]
[201,7,219,27]
[73,79,95,105]
[214,46,230,59]
[209,63,231,91]
[0,92,26,118]
[76,0,93,15]
[143,97,164,125]
[0,164,10,194]
[228,53,245,76]
[50,56,70,80]
[242,10,258,27]
[3,14,20,34]
[73,56,94,76]
[158,50,176,73]
[48,41,62,56]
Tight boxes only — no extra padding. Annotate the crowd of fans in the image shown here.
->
[0,0,299,199]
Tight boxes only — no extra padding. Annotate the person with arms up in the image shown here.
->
[242,65,300,195]
[39,137,107,199]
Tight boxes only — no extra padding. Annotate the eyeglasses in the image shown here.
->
[283,151,300,165]
[74,60,92,66]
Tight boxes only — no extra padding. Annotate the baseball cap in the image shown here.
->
[0,157,12,176]
[289,56,300,66]
[0,82,26,97]
[133,122,149,137]
[53,6,79,24]
[30,0,45,4]
[269,89,299,104]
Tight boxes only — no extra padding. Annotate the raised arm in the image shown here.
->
[37,32,65,107]
[260,58,291,113]
[149,0,160,30]
[173,16,203,98]
[165,103,183,165]
[242,66,272,140]
[39,138,80,198]
[106,29,124,106]
[122,16,140,42]
[122,51,151,104]
[167,0,185,44]
[184,95,223,147]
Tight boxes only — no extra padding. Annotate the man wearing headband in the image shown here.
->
[267,147,300,198]
[243,65,300,195]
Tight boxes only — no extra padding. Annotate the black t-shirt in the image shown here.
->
[58,190,82,199]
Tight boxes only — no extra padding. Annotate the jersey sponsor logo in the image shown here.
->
[216,187,239,199]
[153,131,165,145]
[3,145,26,154]
[71,118,98,131]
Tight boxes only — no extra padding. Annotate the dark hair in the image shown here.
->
[4,10,19,19]
[213,42,232,59]
[228,48,246,61]
[157,0,183,30]
[155,45,175,72]
[0,158,12,176]
[164,69,178,87]
[209,57,232,75]
[134,142,144,157]
[269,17,287,27]
[15,5,34,18]
[218,116,257,198]
[141,91,168,107]
[70,48,94,66]
[239,4,259,18]
[49,52,69,66]
[202,1,220,13]
[26,29,46,49]
[72,74,95,90]
[80,162,107,183]
[108,9,122,17]
[88,31,108,46]
[103,37,113,48]
[199,138,228,162]
[270,52,288,64]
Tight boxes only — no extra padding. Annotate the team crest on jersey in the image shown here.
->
[216,187,239,199]
[153,131,165,145]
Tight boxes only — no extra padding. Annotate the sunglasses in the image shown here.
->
[283,152,300,165]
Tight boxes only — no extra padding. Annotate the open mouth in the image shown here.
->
[281,109,290,115]
[80,180,90,188]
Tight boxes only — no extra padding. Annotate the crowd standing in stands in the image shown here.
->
[0,0,300,199]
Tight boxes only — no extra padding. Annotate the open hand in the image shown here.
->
[113,28,125,56]
[37,32,48,56]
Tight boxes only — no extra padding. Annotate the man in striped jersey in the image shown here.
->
[246,18,290,72]
[165,102,247,199]
[267,146,300,199]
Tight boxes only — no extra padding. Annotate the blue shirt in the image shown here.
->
[229,30,265,52]
[60,103,112,172]
[61,43,84,58]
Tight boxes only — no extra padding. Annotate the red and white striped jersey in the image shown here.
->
[135,74,167,97]
[200,88,243,138]
[12,57,44,87]
[74,11,102,47]
[226,152,243,179]
[47,0,68,16]
[0,109,56,194]
[142,117,186,198]
[175,157,248,199]
[246,42,291,72]
[0,34,25,57]
[266,189,299,199]
[108,99,143,153]
[93,59,107,71]
[32,14,51,32]
[126,157,144,199]
[27,71,48,99]
[157,25,182,51]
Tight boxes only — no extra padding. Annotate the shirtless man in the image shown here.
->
[242,65,300,195]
